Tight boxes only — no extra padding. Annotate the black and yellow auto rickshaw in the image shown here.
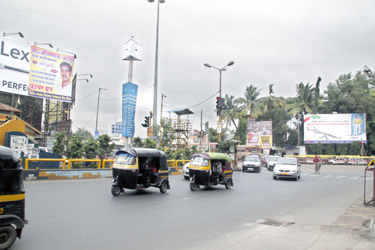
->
[0,146,27,250]
[189,153,233,191]
[111,148,170,196]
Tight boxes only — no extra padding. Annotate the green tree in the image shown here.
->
[83,138,99,159]
[221,94,239,129]
[144,138,157,148]
[74,128,93,140]
[234,117,247,145]
[285,82,315,116]
[235,85,263,119]
[132,137,144,148]
[97,134,115,160]
[66,135,84,161]
[53,132,67,156]
[208,127,218,143]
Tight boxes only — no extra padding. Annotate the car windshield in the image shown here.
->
[191,156,209,166]
[245,157,259,162]
[115,153,136,165]
[270,156,280,161]
[277,158,297,165]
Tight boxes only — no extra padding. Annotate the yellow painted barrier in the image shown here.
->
[67,159,101,169]
[167,160,176,167]
[25,158,67,170]
[176,160,190,167]
[103,159,115,168]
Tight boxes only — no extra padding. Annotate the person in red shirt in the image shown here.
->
[313,155,321,174]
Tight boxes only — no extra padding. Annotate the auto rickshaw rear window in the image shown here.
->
[116,153,136,165]
[191,157,209,166]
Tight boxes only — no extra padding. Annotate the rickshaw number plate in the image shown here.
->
[281,173,289,175]
[0,208,3,214]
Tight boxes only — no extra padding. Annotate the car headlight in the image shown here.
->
[291,170,296,173]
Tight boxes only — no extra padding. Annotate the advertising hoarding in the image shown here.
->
[122,82,138,137]
[0,38,30,96]
[304,113,367,144]
[28,46,75,103]
[246,121,273,148]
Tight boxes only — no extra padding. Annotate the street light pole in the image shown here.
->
[96,88,107,133]
[204,61,234,141]
[148,0,165,126]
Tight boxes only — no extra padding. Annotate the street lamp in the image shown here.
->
[78,74,93,78]
[204,61,234,140]
[3,32,23,38]
[148,0,165,126]
[363,65,372,78]
[95,88,108,134]
[57,48,77,59]
[34,42,53,48]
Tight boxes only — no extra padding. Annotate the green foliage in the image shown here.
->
[144,138,157,148]
[53,132,67,156]
[67,135,84,159]
[132,137,144,148]
[83,138,99,159]
[97,134,115,160]
[208,127,218,142]
[74,128,93,140]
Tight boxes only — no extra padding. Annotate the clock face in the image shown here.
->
[123,40,141,60]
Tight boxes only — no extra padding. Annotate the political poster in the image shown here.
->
[122,82,138,137]
[28,46,75,103]
[0,37,30,96]
[304,113,367,144]
[246,121,273,148]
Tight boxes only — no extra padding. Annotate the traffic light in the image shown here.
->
[216,97,221,109]
[142,116,150,128]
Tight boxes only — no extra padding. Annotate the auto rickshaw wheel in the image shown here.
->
[225,179,232,189]
[190,183,198,191]
[0,225,17,250]
[159,181,168,193]
[111,185,122,196]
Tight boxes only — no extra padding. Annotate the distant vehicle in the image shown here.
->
[267,156,280,171]
[328,157,347,165]
[39,147,53,153]
[242,156,262,173]
[182,161,191,180]
[273,157,301,181]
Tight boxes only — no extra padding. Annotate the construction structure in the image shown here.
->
[169,109,193,148]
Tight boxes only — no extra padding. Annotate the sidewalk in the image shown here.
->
[334,192,375,229]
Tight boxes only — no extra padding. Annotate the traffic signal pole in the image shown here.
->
[219,70,222,141]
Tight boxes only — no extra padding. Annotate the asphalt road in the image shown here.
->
[11,165,375,250]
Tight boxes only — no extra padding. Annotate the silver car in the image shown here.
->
[273,157,301,181]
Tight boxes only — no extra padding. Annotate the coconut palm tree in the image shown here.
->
[285,82,315,116]
[221,94,239,129]
[235,85,263,119]
[258,84,285,113]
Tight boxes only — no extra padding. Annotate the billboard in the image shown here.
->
[304,113,367,144]
[28,46,75,103]
[122,82,138,137]
[246,121,273,148]
[0,37,30,96]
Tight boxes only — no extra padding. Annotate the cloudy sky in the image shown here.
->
[1,0,374,138]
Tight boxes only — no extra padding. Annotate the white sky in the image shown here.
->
[1,0,374,138]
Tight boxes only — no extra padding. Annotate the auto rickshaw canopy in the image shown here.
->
[116,148,168,171]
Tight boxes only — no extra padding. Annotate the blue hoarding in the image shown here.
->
[122,82,138,137]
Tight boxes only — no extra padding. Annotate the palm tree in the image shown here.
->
[235,85,263,119]
[221,94,239,129]
[285,82,315,116]
[258,84,285,113]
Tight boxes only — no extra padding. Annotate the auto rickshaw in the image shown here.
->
[189,153,233,191]
[111,148,170,196]
[0,146,27,250]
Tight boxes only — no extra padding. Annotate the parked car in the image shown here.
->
[267,156,280,171]
[242,156,262,173]
[183,161,191,180]
[273,157,301,181]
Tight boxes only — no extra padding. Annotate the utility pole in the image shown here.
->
[96,88,107,133]
[200,109,203,148]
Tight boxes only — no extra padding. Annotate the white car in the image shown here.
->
[242,156,262,173]
[273,157,301,181]
[183,161,191,179]
[267,156,280,171]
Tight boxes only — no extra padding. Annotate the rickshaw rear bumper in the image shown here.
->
[0,214,26,238]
